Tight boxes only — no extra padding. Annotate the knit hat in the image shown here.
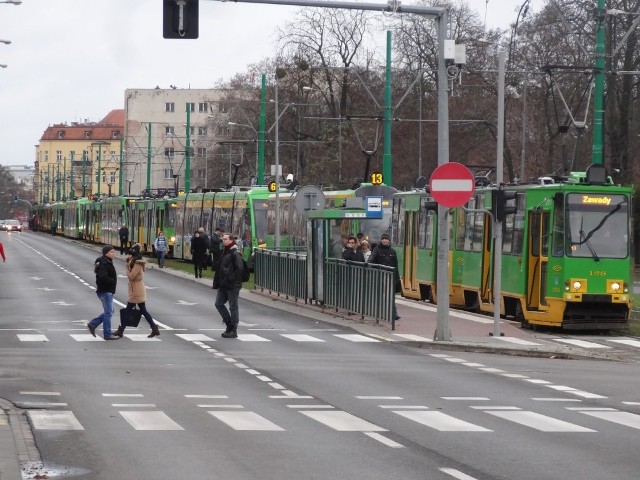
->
[130,243,142,254]
[381,233,391,241]
[102,244,115,255]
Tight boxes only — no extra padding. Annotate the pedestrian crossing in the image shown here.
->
[18,390,640,442]
[11,329,640,352]
[8,329,640,352]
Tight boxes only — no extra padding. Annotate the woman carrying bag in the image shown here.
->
[114,243,160,338]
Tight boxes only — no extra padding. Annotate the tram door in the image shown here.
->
[526,210,549,309]
[402,210,420,299]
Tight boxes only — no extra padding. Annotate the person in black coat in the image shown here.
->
[87,245,120,340]
[118,224,129,255]
[367,233,401,321]
[190,231,208,278]
[342,236,365,262]
[213,234,244,338]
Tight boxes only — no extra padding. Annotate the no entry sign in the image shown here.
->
[429,162,475,208]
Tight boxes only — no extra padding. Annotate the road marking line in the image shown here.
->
[175,333,215,342]
[70,334,103,342]
[102,393,144,397]
[333,334,381,343]
[364,432,404,448]
[237,334,271,342]
[120,411,184,430]
[554,339,611,349]
[198,405,244,408]
[440,467,480,480]
[125,334,161,342]
[479,368,506,373]
[28,411,84,430]
[357,396,403,400]
[19,402,68,408]
[486,410,596,432]
[470,406,520,410]
[463,363,486,367]
[495,337,542,346]
[379,405,428,409]
[578,410,640,430]
[20,391,60,396]
[287,405,334,409]
[532,398,581,402]
[185,395,229,399]
[256,375,272,382]
[111,404,156,408]
[394,411,491,432]
[608,339,640,348]
[525,379,552,384]
[209,411,284,431]
[280,334,325,342]
[443,358,468,363]
[17,334,48,342]
[301,410,386,431]
[442,397,490,401]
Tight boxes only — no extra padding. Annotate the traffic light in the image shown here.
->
[13,195,18,204]
[493,189,517,222]
[163,0,199,39]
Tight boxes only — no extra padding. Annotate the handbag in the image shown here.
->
[119,306,142,327]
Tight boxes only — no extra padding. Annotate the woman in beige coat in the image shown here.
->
[114,244,160,338]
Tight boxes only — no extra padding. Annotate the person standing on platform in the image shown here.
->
[190,231,207,278]
[367,233,401,321]
[342,236,365,262]
[87,245,120,340]
[118,224,129,255]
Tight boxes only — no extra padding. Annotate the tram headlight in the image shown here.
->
[572,281,582,291]
[607,280,626,294]
[611,282,621,292]
[565,279,587,293]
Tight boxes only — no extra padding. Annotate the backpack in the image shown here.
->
[236,251,251,282]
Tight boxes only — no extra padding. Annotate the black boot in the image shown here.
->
[222,326,238,339]
[115,325,125,337]
[148,324,160,338]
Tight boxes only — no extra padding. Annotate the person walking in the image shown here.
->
[0,240,6,262]
[50,218,58,236]
[213,233,244,338]
[190,231,207,278]
[367,233,401,321]
[114,243,160,338]
[198,227,211,270]
[87,245,120,340]
[118,224,129,255]
[342,235,365,262]
[154,231,167,268]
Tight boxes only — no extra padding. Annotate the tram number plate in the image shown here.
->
[345,213,367,218]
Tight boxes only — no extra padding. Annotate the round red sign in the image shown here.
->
[428,162,475,208]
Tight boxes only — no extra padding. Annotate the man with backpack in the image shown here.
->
[212,233,245,339]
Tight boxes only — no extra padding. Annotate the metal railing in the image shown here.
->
[253,248,307,301]
[324,258,395,327]
[254,249,396,328]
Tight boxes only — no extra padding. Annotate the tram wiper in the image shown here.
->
[579,228,599,262]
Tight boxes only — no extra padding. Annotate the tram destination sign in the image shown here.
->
[429,162,475,208]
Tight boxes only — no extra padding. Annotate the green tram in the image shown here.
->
[173,184,397,262]
[127,197,177,256]
[394,169,633,330]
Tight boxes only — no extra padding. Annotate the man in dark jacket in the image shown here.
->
[342,236,365,262]
[367,233,401,321]
[87,245,120,340]
[213,233,244,338]
[118,224,129,255]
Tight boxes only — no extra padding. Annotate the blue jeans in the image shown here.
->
[89,291,114,336]
[215,287,240,328]
[157,250,166,268]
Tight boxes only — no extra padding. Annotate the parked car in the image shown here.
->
[4,219,21,232]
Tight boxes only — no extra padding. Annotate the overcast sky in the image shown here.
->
[0,0,542,167]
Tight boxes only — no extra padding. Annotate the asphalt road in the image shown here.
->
[1,231,639,480]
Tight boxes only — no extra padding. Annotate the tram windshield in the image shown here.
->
[565,193,628,259]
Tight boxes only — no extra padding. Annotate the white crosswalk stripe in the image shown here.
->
[280,334,325,342]
[300,410,386,431]
[394,410,491,432]
[17,334,48,342]
[208,411,284,431]
[120,411,184,430]
[608,338,640,348]
[552,339,611,349]
[28,411,84,430]
[484,410,596,432]
[333,334,380,343]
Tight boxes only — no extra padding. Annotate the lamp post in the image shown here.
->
[274,77,281,248]
[185,104,191,193]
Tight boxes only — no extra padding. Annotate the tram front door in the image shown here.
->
[526,210,549,310]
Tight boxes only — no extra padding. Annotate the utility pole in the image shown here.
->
[258,73,266,185]
[592,0,605,165]
[185,104,191,193]
[146,122,152,194]
[383,30,393,185]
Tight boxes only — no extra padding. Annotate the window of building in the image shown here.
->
[56,151,62,161]
[57,131,64,139]
[110,171,116,183]
[186,102,195,112]
[218,102,227,113]
[70,150,76,160]
[164,168,174,179]
[198,102,208,112]
[166,126,174,135]
[112,130,120,139]
[165,147,175,159]
[217,126,230,136]
[165,102,175,112]
[198,169,205,179]
[198,126,207,136]
[197,147,206,158]
[44,151,49,162]
[85,131,91,139]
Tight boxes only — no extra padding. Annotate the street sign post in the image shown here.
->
[429,162,475,208]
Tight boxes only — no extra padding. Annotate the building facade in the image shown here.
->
[4,165,35,190]
[34,110,124,203]
[124,88,232,196]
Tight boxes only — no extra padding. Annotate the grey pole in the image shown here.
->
[493,50,506,338]
[520,77,527,181]
[434,11,451,342]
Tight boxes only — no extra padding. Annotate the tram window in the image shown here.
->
[455,207,466,250]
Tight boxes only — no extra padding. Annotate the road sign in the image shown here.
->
[429,162,475,208]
